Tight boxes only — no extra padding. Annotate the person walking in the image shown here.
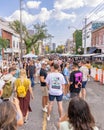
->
[39,61,48,113]
[69,62,83,98]
[0,79,23,127]
[28,60,36,88]
[80,61,89,100]
[46,63,65,121]
[62,63,70,100]
[15,69,34,123]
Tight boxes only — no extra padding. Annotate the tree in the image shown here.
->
[56,45,65,53]
[10,20,28,36]
[73,30,82,54]
[0,37,9,55]
[10,21,52,54]
[0,37,9,49]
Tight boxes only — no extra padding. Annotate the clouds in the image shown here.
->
[5,10,37,25]
[37,8,52,22]
[54,0,103,10]
[26,1,41,9]
[84,0,103,7]
[5,0,103,25]
[54,0,84,10]
[52,9,76,21]
[87,10,104,22]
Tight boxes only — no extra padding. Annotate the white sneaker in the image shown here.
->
[42,107,47,113]
[47,115,50,121]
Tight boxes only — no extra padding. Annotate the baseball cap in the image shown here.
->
[0,79,5,90]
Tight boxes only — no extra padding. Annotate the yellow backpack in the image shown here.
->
[15,78,29,98]
[17,85,26,98]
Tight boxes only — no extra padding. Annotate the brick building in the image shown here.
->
[0,18,20,60]
[92,26,104,53]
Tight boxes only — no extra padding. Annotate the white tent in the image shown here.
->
[23,53,38,58]
[94,54,104,58]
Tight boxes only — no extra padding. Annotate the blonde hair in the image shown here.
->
[19,69,27,78]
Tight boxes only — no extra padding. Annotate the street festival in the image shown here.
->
[0,0,104,130]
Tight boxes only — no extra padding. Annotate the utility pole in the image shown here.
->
[84,17,87,54]
[20,0,23,61]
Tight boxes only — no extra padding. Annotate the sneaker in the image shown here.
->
[24,119,28,123]
[63,95,69,100]
[42,107,47,113]
[47,115,50,121]
[66,93,70,98]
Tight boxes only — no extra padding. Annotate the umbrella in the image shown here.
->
[23,53,38,58]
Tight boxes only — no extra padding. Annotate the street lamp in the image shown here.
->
[83,18,87,54]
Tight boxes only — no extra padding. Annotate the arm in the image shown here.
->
[40,76,45,82]
[13,98,24,126]
[58,114,69,129]
[62,84,65,93]
[28,84,34,99]
[65,76,69,84]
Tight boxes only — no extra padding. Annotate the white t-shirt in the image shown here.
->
[35,62,41,74]
[80,65,89,81]
[59,121,99,130]
[46,72,65,96]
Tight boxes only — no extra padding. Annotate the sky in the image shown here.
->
[0,0,104,45]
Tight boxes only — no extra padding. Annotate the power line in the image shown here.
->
[92,13,104,22]
[87,0,104,19]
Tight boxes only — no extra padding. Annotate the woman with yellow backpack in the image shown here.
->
[15,69,34,123]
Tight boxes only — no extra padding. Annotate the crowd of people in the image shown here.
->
[0,56,99,130]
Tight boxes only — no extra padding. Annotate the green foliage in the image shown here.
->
[10,20,27,35]
[92,63,103,69]
[10,21,52,54]
[73,30,82,54]
[56,45,64,53]
[50,50,56,53]
[0,37,9,49]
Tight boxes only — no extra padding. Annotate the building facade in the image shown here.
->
[0,18,20,60]
[65,39,75,54]
[92,26,104,53]
[82,21,104,50]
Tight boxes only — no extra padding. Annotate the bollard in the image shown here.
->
[100,69,103,84]
[94,68,98,81]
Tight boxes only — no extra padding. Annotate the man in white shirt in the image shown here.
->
[46,63,65,121]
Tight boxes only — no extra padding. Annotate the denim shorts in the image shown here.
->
[49,94,63,102]
[82,81,87,88]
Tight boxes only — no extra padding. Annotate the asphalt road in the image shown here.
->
[19,79,104,130]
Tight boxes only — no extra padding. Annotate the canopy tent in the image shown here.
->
[60,53,75,57]
[81,53,99,57]
[88,47,97,54]
[23,53,38,58]
[94,54,104,58]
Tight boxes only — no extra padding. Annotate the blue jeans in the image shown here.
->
[30,76,35,87]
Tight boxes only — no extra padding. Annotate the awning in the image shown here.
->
[88,47,97,54]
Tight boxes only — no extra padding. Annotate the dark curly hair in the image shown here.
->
[68,97,95,130]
